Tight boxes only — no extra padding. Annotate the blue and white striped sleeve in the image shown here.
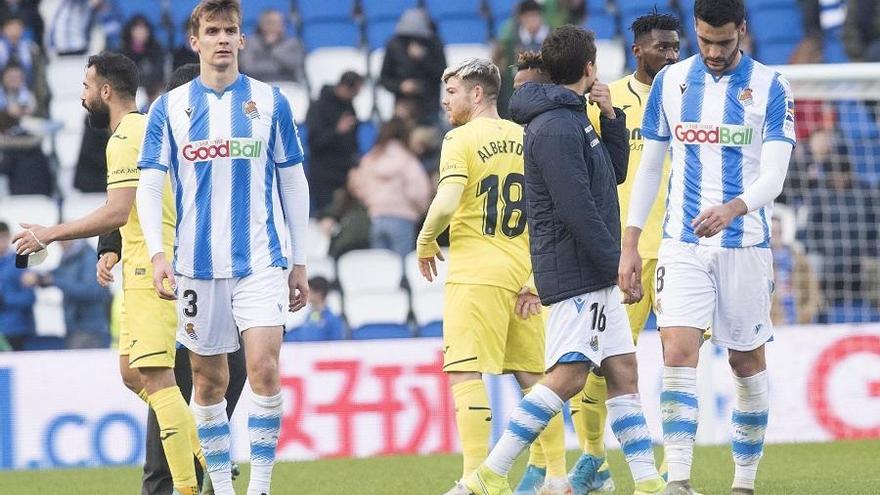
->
[763,73,797,147]
[641,66,671,141]
[271,87,304,167]
[138,94,172,172]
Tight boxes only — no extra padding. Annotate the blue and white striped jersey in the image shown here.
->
[642,54,796,248]
[138,74,304,279]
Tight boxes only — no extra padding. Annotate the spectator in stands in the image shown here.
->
[803,149,880,308]
[120,15,165,102]
[494,1,549,117]
[349,118,431,256]
[379,8,446,125]
[0,0,44,50]
[0,63,35,122]
[284,276,344,342]
[49,0,121,56]
[0,15,48,116]
[318,186,370,259]
[843,0,880,61]
[0,221,35,350]
[171,18,198,69]
[306,70,364,212]
[0,61,51,196]
[239,8,304,83]
[24,239,111,349]
[771,212,821,326]
[409,125,441,179]
[542,0,586,27]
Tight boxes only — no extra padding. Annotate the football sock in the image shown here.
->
[452,379,492,477]
[523,386,546,470]
[607,393,659,483]
[583,372,609,457]
[193,398,234,495]
[149,386,199,493]
[248,392,283,495]
[731,371,769,491]
[662,367,699,483]
[485,384,563,476]
[535,409,566,477]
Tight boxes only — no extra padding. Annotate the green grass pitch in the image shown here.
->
[1,440,878,494]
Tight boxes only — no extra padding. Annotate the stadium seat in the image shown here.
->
[272,81,310,123]
[33,287,65,338]
[337,249,402,293]
[0,195,60,228]
[486,0,512,23]
[300,19,361,51]
[444,44,492,70]
[307,219,332,260]
[424,0,482,19]
[20,336,66,351]
[437,17,490,44]
[586,0,610,14]
[584,13,618,40]
[296,0,355,23]
[365,18,398,51]
[61,193,106,224]
[361,0,418,22]
[747,0,797,9]
[759,40,797,65]
[304,48,373,120]
[595,39,627,81]
[358,119,378,154]
[748,7,803,45]
[308,255,336,282]
[618,0,673,17]
[418,321,443,338]
[405,250,446,338]
[338,249,411,339]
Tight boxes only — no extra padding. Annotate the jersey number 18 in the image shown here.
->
[478,172,527,238]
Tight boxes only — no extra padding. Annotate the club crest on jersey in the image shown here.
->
[185,322,198,341]
[738,87,754,106]
[589,335,599,352]
[243,100,260,119]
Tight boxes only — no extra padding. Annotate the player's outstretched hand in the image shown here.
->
[289,264,309,312]
[417,242,445,282]
[692,200,745,238]
[150,253,177,300]
[515,287,542,320]
[12,223,51,255]
[618,247,644,304]
[96,252,119,287]
[588,80,616,119]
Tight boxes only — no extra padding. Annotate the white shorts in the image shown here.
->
[545,286,636,370]
[655,239,774,351]
[177,267,288,356]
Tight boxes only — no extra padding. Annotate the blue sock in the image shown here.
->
[192,399,234,494]
[248,392,283,495]
[661,366,698,482]
[607,393,659,483]
[732,371,769,491]
[485,384,564,476]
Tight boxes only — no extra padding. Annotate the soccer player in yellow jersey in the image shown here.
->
[417,58,569,495]
[13,53,203,495]
[571,12,681,493]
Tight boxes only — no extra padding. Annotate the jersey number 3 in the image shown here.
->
[478,173,527,238]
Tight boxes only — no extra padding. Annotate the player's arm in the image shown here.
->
[693,75,796,238]
[12,188,134,255]
[540,125,618,266]
[137,94,175,299]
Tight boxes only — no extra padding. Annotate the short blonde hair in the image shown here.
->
[442,58,501,101]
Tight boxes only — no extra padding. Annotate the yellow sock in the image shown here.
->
[188,413,206,469]
[149,386,199,492]
[582,372,608,458]
[452,379,491,477]
[536,411,567,477]
[526,440,546,469]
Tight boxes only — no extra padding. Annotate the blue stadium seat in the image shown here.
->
[21,336,66,351]
[351,324,413,339]
[618,0,674,17]
[823,29,850,63]
[748,0,797,9]
[366,18,398,50]
[486,0,512,23]
[361,0,419,22]
[301,20,361,50]
[418,321,443,338]
[759,40,797,65]
[586,0,609,14]
[437,18,490,44]
[297,0,355,23]
[358,120,378,155]
[584,13,617,40]
[424,0,482,19]
[748,7,803,44]
[242,0,292,25]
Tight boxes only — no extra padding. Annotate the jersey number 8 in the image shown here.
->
[478,173,527,238]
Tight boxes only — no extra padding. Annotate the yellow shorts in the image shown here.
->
[625,258,657,344]
[118,289,178,368]
[442,283,544,375]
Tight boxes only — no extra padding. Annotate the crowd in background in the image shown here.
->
[1,0,880,350]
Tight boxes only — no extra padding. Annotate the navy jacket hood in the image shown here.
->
[510,83,587,126]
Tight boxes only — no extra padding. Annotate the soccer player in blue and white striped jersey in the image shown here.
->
[619,1,795,494]
[136,1,310,494]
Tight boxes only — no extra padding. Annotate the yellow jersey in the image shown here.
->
[105,113,175,290]
[588,74,671,259]
[439,117,531,293]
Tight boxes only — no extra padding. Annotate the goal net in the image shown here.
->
[775,63,880,325]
